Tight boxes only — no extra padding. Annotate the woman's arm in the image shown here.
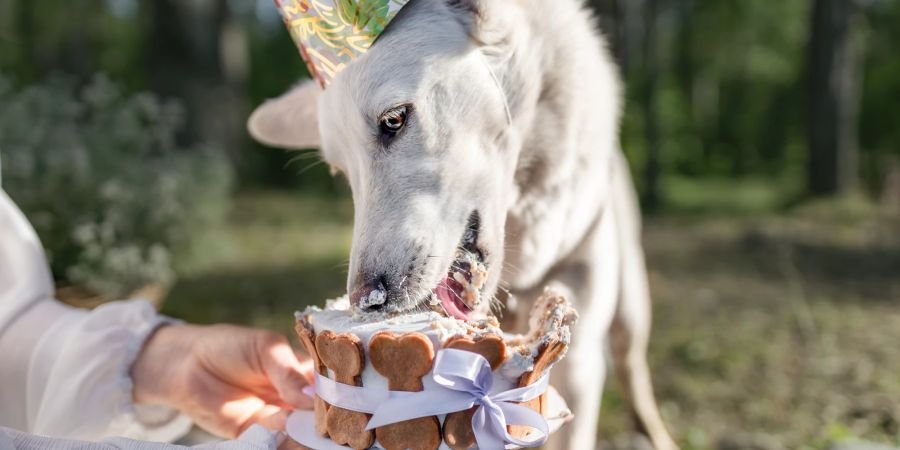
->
[0,190,192,441]
[0,190,313,443]
[2,424,288,450]
[131,323,313,438]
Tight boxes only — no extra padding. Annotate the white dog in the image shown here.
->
[248,0,676,448]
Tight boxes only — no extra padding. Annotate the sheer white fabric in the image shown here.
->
[0,190,281,449]
[0,425,284,450]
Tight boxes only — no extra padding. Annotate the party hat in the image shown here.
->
[275,0,411,88]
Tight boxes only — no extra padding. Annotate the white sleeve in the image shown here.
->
[1,424,285,450]
[0,190,54,332]
[0,190,192,442]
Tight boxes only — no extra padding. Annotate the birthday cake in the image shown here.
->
[294,290,577,450]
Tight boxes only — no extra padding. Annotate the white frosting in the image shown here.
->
[298,292,577,385]
[512,289,578,375]
[297,296,518,392]
[357,289,387,310]
[300,296,470,340]
[500,347,537,380]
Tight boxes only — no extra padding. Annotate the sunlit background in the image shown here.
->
[0,1,898,449]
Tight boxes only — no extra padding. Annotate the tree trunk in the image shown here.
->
[143,0,249,177]
[14,0,37,82]
[642,0,662,210]
[807,0,863,196]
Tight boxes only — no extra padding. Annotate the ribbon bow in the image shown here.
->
[313,349,550,449]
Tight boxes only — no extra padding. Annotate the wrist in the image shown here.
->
[131,323,195,408]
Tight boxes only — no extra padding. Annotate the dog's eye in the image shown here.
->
[379,106,408,136]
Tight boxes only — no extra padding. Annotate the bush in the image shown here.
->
[0,74,233,298]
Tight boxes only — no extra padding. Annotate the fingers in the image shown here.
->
[297,358,315,384]
[295,349,315,384]
[258,333,315,410]
[208,396,290,438]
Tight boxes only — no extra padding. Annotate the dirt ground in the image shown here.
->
[163,191,900,450]
[600,208,900,450]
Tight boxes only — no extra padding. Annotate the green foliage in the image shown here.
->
[859,1,900,191]
[660,175,802,216]
[621,1,811,183]
[0,1,147,88]
[1,0,898,204]
[0,74,234,297]
[618,0,898,205]
[162,190,353,330]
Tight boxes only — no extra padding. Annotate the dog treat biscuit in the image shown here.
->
[509,337,568,439]
[369,332,441,450]
[295,317,330,437]
[442,334,508,450]
[315,331,375,450]
[507,290,577,439]
[443,334,507,370]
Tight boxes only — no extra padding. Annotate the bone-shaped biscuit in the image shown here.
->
[508,337,567,439]
[369,332,441,450]
[295,317,330,437]
[507,290,576,439]
[441,334,507,450]
[315,331,375,450]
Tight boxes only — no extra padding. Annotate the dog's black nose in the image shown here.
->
[350,275,389,311]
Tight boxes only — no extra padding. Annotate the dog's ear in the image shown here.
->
[247,79,321,149]
[445,0,514,47]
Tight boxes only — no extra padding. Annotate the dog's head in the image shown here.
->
[249,0,523,319]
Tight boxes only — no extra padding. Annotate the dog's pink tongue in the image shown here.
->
[435,275,472,320]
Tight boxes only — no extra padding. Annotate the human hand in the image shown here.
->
[132,323,314,438]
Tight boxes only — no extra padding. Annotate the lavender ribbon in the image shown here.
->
[312,349,550,449]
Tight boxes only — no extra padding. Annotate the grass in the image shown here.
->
[163,190,354,333]
[658,175,803,216]
[600,212,900,450]
[161,183,900,449]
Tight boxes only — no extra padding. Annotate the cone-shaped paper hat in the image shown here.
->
[275,0,411,88]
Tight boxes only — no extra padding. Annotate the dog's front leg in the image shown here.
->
[510,207,622,450]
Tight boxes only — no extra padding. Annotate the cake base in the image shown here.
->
[286,386,572,450]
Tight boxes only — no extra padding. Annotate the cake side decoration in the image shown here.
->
[292,289,577,449]
[369,332,442,450]
[315,331,375,449]
[295,317,330,437]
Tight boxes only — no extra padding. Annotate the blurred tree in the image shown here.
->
[641,0,662,210]
[806,0,864,196]
[0,0,898,204]
[858,0,900,196]
[142,0,251,178]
